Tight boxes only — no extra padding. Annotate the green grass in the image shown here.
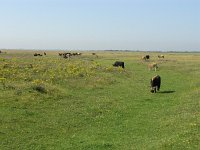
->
[0,50,199,150]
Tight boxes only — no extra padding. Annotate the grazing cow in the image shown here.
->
[44,52,46,55]
[146,55,150,59]
[148,63,158,71]
[34,53,42,56]
[34,53,38,56]
[63,53,72,59]
[158,55,164,58]
[92,52,98,58]
[113,61,125,68]
[63,54,69,58]
[141,55,150,60]
[58,52,71,58]
[72,53,77,56]
[59,52,81,58]
[150,75,161,93]
[141,56,146,60]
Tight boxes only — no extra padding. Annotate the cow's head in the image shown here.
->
[150,79,155,93]
[150,87,156,93]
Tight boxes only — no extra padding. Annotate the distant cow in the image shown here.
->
[58,52,72,58]
[158,55,164,58]
[150,75,161,93]
[34,53,38,56]
[34,53,42,56]
[44,52,46,55]
[141,55,150,60]
[113,61,125,68]
[146,55,150,59]
[148,62,158,71]
[141,56,146,60]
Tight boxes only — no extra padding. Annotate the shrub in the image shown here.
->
[32,85,47,94]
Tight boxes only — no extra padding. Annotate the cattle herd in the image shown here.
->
[58,52,82,59]
[33,52,164,93]
[112,54,163,93]
[144,55,163,93]
[1,50,164,93]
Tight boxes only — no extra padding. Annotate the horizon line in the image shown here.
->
[1,48,200,53]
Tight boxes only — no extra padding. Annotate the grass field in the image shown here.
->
[0,50,199,150]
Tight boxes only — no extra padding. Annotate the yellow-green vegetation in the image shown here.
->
[0,50,199,149]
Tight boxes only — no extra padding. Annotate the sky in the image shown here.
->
[0,0,199,51]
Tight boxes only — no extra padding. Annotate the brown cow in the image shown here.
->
[148,63,158,71]
[158,55,164,58]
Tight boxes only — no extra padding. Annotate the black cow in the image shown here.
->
[113,61,125,68]
[34,53,42,56]
[145,55,150,59]
[141,55,150,61]
[150,75,161,93]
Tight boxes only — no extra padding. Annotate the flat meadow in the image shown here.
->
[0,50,199,150]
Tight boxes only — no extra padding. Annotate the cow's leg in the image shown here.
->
[152,87,156,93]
[157,78,161,91]
[157,85,160,91]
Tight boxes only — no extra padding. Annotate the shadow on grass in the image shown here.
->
[158,90,175,94]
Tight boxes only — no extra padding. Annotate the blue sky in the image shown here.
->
[0,0,199,51]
